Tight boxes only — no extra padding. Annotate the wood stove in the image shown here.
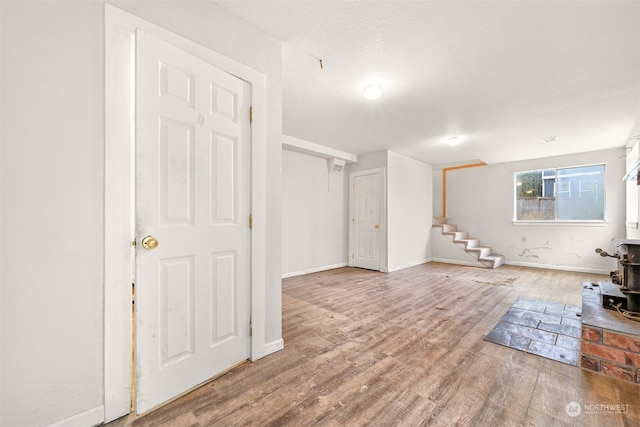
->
[595,239,640,319]
[579,240,640,384]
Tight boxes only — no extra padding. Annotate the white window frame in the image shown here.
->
[513,163,606,225]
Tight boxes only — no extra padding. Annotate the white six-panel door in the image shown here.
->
[350,170,384,271]
[135,30,251,414]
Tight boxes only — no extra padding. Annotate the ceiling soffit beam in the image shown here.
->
[282,134,358,163]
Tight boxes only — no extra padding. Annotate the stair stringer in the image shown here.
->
[431,223,505,269]
[431,227,485,268]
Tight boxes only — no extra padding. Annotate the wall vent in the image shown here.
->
[328,158,346,173]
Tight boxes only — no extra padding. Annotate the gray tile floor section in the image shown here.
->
[484,297,582,366]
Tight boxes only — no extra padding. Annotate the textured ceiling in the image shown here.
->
[214,1,640,165]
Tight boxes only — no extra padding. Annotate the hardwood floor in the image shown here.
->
[108,263,640,426]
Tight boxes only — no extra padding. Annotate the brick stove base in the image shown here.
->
[580,282,640,384]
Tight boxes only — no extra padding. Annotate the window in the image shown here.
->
[515,164,605,221]
[557,181,571,196]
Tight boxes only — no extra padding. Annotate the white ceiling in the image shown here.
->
[214,1,640,165]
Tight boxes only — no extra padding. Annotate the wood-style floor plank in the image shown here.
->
[107,263,640,427]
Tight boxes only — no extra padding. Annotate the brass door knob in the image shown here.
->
[141,236,159,250]
[375,224,380,229]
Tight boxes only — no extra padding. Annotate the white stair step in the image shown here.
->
[467,246,493,259]
[443,230,468,240]
[453,231,469,240]
[479,254,505,269]
[441,223,458,233]
[455,238,479,249]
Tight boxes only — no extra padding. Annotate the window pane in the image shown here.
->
[514,164,605,221]
[556,165,605,220]
[515,171,554,220]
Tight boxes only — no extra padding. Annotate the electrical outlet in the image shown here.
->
[323,249,328,255]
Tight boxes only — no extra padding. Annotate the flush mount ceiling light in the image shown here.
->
[363,85,383,100]
[542,136,558,143]
[447,136,461,146]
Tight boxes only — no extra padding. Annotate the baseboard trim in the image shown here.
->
[430,258,609,274]
[264,338,284,356]
[506,261,609,275]
[387,259,430,272]
[282,262,348,279]
[47,406,104,427]
[429,257,484,268]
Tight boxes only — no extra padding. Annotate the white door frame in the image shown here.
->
[104,5,267,422]
[348,168,387,272]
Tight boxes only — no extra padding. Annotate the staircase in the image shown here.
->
[432,222,505,269]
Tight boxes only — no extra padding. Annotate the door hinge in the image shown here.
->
[131,239,137,248]
[249,320,253,337]
[249,106,253,124]
[352,253,355,259]
[249,214,253,229]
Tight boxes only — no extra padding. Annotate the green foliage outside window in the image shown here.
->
[516,171,542,198]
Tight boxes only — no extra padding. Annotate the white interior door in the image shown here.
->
[350,169,384,271]
[135,30,251,414]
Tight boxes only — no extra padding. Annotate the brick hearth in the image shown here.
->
[580,283,640,384]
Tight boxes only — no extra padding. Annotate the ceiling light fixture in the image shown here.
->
[363,85,382,100]
[447,136,461,146]
[542,136,558,143]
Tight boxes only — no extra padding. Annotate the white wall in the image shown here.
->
[387,152,433,271]
[433,168,444,218]
[2,3,105,426]
[0,0,3,419]
[625,119,640,239]
[0,2,282,426]
[434,148,625,273]
[282,149,348,277]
